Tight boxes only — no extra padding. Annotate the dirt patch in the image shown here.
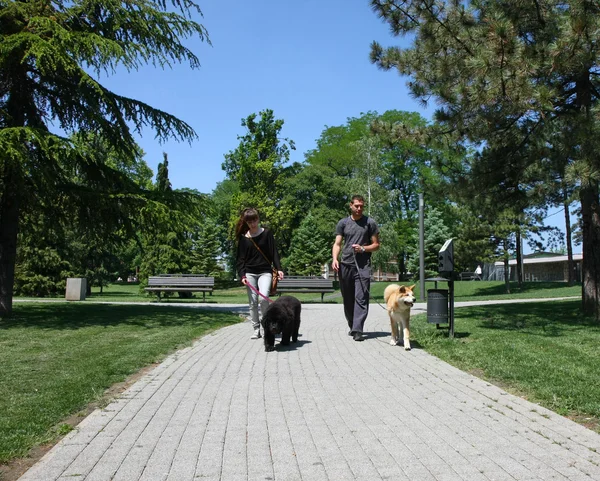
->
[0,363,160,481]
[566,413,600,434]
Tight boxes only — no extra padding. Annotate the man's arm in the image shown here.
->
[365,233,380,253]
[332,234,343,272]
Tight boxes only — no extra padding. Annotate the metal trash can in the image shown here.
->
[427,288,448,324]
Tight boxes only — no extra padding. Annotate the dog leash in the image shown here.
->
[245,281,275,304]
[352,250,388,311]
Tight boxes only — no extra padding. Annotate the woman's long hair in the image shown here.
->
[235,208,259,239]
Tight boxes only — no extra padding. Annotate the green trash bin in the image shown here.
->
[427,289,448,324]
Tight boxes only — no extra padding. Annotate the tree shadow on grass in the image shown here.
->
[2,303,244,330]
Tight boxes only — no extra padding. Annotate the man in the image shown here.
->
[332,195,380,341]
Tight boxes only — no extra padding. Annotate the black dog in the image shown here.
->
[261,296,301,352]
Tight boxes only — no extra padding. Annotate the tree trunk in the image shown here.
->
[563,189,575,286]
[503,240,511,294]
[580,182,600,320]
[0,164,20,317]
[516,231,523,287]
[399,252,406,280]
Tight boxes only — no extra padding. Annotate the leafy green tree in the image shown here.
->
[305,112,379,177]
[0,0,209,316]
[370,111,455,277]
[371,222,402,278]
[222,109,296,248]
[370,0,600,319]
[279,163,348,256]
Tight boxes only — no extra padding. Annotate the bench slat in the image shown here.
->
[144,287,213,292]
[148,277,214,287]
[145,276,215,301]
[275,277,335,302]
[277,279,333,288]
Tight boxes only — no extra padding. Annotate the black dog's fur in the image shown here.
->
[261,295,301,352]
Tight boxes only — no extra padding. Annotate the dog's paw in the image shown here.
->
[404,341,411,351]
[265,345,275,352]
[390,338,398,346]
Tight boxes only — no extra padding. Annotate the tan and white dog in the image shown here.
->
[383,284,416,350]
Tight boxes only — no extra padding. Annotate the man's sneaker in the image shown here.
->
[353,332,365,342]
[251,329,261,339]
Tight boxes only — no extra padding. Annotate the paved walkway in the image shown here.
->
[18,300,600,481]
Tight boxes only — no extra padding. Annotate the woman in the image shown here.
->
[236,208,284,339]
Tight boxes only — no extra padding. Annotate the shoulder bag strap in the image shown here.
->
[248,235,274,267]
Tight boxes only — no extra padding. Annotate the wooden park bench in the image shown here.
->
[459,272,481,281]
[145,275,215,301]
[276,276,335,302]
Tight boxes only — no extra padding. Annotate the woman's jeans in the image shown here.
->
[245,272,273,330]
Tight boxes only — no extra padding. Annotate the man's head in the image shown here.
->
[349,195,365,219]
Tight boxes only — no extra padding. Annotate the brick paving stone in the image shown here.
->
[17,300,600,481]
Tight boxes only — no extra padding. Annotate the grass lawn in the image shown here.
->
[367,279,582,302]
[410,298,600,433]
[86,282,341,304]
[28,279,580,304]
[0,303,241,467]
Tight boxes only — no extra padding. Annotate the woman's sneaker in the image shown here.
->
[251,329,261,339]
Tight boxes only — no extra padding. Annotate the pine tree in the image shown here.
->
[371,0,600,319]
[190,218,223,276]
[0,0,209,316]
[284,213,332,276]
[406,208,452,279]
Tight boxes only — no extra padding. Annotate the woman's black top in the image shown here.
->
[236,228,282,279]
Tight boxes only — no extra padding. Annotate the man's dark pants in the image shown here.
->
[339,263,370,333]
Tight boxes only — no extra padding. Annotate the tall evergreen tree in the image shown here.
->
[0,0,210,316]
[138,164,204,283]
[14,132,153,295]
[283,210,337,276]
[406,207,452,279]
[371,0,600,319]
[190,216,223,276]
[156,153,173,192]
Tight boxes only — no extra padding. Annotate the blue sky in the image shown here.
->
[101,0,427,193]
[99,0,574,253]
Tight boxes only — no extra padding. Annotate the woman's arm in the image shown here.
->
[268,230,282,271]
[236,237,248,282]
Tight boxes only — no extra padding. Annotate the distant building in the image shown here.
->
[493,253,582,282]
